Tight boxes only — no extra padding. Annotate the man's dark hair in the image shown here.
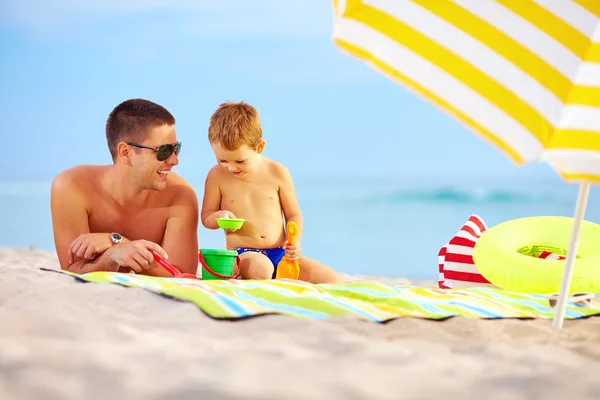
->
[105,99,176,160]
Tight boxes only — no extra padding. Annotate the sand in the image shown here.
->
[1,248,600,400]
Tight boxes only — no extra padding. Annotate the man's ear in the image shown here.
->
[256,139,266,154]
[116,142,133,165]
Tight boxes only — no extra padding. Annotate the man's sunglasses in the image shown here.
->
[126,141,182,161]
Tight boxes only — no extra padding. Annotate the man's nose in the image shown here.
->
[166,153,179,166]
[227,164,237,172]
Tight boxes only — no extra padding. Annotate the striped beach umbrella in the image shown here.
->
[331,0,600,329]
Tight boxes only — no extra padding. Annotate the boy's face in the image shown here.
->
[211,141,264,179]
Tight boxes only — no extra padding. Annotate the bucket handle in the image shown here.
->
[198,251,241,280]
[150,250,200,280]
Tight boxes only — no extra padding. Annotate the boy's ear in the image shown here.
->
[256,139,266,154]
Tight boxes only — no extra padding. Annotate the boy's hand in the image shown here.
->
[214,209,237,219]
[214,210,240,232]
[283,242,301,261]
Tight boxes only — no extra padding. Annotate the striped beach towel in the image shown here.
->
[42,268,599,322]
[438,215,566,289]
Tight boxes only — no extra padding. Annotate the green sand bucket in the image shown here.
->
[199,249,240,280]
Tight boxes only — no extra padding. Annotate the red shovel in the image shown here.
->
[150,250,199,280]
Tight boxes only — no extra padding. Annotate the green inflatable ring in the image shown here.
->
[472,216,600,294]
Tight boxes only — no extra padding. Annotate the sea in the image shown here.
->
[1,177,598,281]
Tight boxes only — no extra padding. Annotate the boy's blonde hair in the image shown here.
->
[208,101,263,150]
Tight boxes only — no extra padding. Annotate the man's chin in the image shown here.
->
[151,180,168,191]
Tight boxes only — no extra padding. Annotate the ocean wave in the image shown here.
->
[378,187,567,205]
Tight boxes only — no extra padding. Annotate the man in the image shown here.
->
[50,99,199,277]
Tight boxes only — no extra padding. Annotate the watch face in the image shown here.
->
[110,233,122,243]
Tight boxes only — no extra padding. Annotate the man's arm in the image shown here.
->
[201,167,223,230]
[158,184,200,275]
[67,248,120,274]
[50,171,119,273]
[277,164,304,243]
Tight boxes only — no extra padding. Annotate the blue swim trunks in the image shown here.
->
[235,247,286,279]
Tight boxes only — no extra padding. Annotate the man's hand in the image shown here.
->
[106,240,169,273]
[68,233,113,264]
[214,210,241,232]
[283,241,301,261]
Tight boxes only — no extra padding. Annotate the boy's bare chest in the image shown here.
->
[220,182,279,208]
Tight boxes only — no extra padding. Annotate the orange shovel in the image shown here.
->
[275,221,300,280]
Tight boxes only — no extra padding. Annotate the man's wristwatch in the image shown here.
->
[109,232,123,245]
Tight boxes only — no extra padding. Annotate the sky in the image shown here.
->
[0,0,565,185]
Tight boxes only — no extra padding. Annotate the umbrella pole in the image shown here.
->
[552,182,591,329]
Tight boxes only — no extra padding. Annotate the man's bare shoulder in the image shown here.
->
[165,171,193,189]
[51,165,107,194]
[164,172,198,205]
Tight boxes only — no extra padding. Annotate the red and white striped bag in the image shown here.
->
[438,215,566,289]
[438,214,493,289]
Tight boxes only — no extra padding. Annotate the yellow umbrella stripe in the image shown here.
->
[551,130,600,151]
[569,86,600,106]
[346,4,553,145]
[560,173,600,185]
[334,38,525,164]
[497,0,592,59]
[415,0,600,109]
[588,43,600,62]
[574,0,600,18]
[414,0,572,102]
